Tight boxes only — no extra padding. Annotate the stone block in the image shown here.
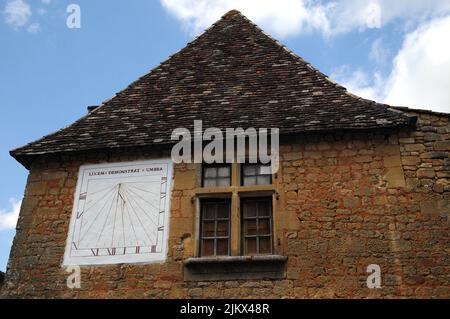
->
[384,167,406,188]
[25,182,47,196]
[434,141,450,151]
[417,168,435,178]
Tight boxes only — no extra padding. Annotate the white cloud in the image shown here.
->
[3,0,31,29]
[332,15,450,113]
[160,0,450,38]
[364,2,382,29]
[0,198,22,231]
[331,66,383,102]
[27,22,40,33]
[3,0,45,32]
[384,16,450,113]
[324,0,450,35]
[160,0,331,38]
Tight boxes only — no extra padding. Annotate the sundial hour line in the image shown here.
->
[122,188,155,246]
[83,183,116,200]
[125,183,161,197]
[77,186,117,243]
[79,184,117,218]
[78,184,119,244]
[123,187,159,230]
[95,187,120,247]
[124,200,140,247]
[125,186,161,212]
[109,183,124,247]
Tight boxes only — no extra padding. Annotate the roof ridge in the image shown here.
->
[232,12,348,92]
[389,105,450,117]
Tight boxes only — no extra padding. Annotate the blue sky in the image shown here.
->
[1,0,449,271]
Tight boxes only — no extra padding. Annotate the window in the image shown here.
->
[197,163,275,258]
[199,200,231,256]
[241,198,273,255]
[241,164,272,186]
[202,164,231,187]
[188,163,283,281]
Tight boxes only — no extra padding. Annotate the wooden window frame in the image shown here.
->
[194,162,278,258]
[199,199,231,257]
[241,197,273,255]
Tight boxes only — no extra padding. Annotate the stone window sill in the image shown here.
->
[183,255,287,281]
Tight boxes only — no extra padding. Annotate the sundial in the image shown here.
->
[63,159,173,266]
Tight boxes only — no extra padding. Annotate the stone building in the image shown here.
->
[1,11,449,298]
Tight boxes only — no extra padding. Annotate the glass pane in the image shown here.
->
[217,177,230,187]
[216,203,229,219]
[256,175,271,185]
[217,166,230,177]
[245,237,257,255]
[202,239,215,256]
[203,179,217,187]
[243,165,257,176]
[257,202,270,217]
[216,221,229,236]
[259,237,272,254]
[204,167,217,178]
[244,219,257,236]
[243,176,257,186]
[243,201,257,218]
[202,221,215,237]
[259,165,272,175]
[258,219,270,235]
[203,204,216,219]
[216,239,229,255]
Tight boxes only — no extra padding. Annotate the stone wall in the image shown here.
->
[0,271,4,290]
[1,110,448,298]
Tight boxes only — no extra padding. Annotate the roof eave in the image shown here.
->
[10,119,417,170]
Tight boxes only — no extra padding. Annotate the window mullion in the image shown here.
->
[230,192,240,256]
[256,204,260,254]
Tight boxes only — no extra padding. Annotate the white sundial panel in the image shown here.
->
[63,159,173,266]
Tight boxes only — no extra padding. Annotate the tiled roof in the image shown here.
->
[11,10,415,167]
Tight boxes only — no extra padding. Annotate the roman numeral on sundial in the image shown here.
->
[158,226,164,231]
[91,248,99,256]
[107,248,116,256]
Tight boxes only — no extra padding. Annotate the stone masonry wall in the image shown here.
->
[1,111,449,298]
